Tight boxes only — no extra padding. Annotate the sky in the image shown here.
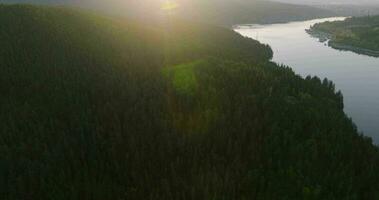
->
[272,0,379,5]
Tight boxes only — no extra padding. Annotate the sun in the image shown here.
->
[161,0,179,11]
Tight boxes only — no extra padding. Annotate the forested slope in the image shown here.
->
[0,5,378,200]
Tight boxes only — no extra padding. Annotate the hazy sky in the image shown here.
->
[272,0,379,5]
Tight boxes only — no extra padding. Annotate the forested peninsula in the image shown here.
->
[308,16,379,57]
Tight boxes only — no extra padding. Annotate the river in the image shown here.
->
[235,17,379,143]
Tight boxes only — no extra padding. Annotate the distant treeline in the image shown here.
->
[0,5,378,200]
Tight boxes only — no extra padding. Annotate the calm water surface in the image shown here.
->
[235,17,379,143]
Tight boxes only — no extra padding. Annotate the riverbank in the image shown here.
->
[235,17,379,143]
[329,41,379,57]
[306,28,333,42]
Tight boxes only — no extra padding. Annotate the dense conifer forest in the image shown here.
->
[0,4,379,200]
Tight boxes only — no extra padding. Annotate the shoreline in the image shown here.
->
[329,42,379,57]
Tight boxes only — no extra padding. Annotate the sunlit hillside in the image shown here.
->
[1,4,378,199]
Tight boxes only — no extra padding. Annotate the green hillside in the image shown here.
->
[0,5,378,200]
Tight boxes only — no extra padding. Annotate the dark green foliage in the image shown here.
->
[0,5,378,200]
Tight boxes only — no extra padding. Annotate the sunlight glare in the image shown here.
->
[161,0,179,11]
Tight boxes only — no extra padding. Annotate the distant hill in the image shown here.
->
[319,4,379,17]
[271,0,379,18]
[175,0,337,26]
[1,4,379,199]
[0,0,337,26]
